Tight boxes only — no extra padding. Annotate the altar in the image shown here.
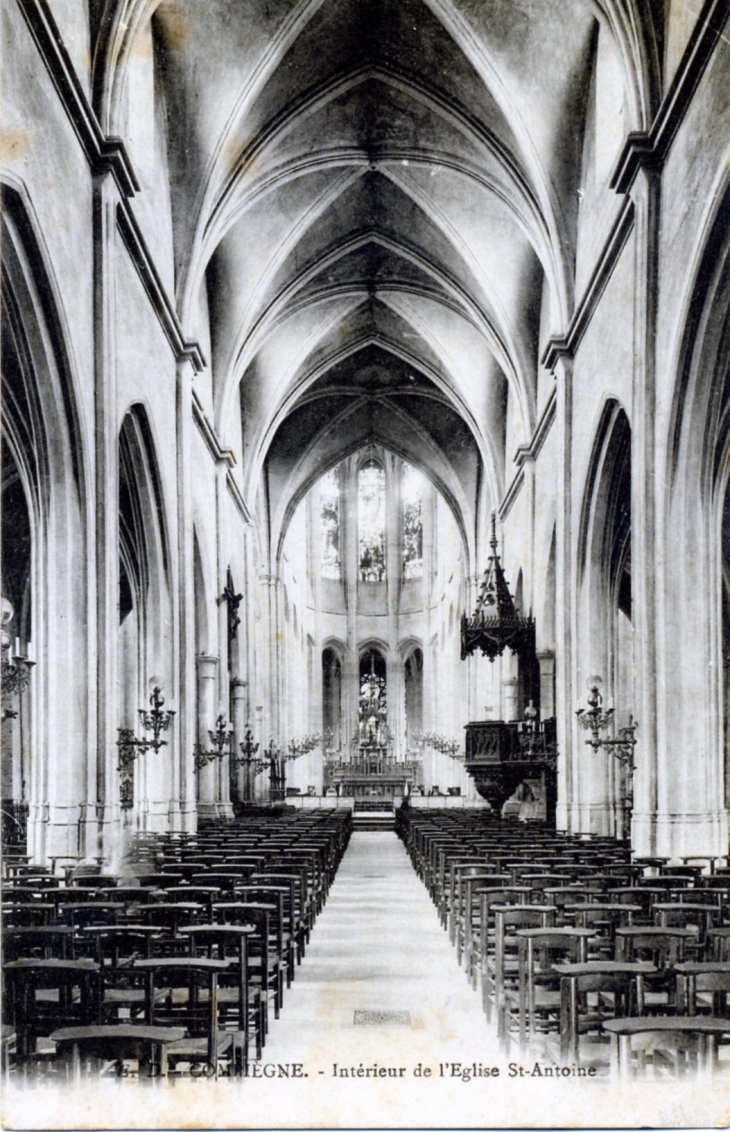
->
[323,664,422,798]
[327,748,419,798]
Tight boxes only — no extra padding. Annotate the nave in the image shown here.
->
[3,806,730,1129]
[3,1,730,1124]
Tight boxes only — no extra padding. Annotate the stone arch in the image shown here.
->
[574,398,632,838]
[117,404,174,820]
[658,179,730,858]
[0,180,90,862]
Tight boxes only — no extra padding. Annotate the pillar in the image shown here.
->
[196,655,219,821]
[548,350,573,834]
[174,356,198,832]
[537,651,556,718]
[502,676,519,723]
[72,167,120,864]
[230,677,248,803]
[629,165,660,856]
[342,458,359,753]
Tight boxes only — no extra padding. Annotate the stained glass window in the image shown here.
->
[358,460,386,581]
[320,466,341,580]
[402,462,424,579]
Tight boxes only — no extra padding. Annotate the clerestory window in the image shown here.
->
[358,460,386,582]
[402,462,424,579]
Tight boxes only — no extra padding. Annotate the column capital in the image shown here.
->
[258,573,280,587]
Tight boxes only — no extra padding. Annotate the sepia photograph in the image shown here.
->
[1,0,730,1127]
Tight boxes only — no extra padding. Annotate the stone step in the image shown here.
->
[352,813,395,831]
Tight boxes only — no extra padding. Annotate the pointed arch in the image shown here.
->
[1,178,90,862]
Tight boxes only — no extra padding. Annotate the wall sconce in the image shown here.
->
[116,679,175,810]
[575,676,638,767]
[1,599,34,721]
[193,714,233,771]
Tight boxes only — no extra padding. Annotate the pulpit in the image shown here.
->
[463,719,556,817]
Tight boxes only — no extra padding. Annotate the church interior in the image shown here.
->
[2,0,730,1106]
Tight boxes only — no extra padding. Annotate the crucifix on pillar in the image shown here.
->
[221,568,243,647]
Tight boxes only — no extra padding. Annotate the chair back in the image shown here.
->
[4,958,101,1056]
[135,957,230,1069]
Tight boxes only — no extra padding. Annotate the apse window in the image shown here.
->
[358,460,386,582]
[320,465,341,580]
[402,462,424,579]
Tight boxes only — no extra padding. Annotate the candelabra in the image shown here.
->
[193,715,233,771]
[287,732,322,757]
[576,676,638,840]
[576,677,638,765]
[1,600,34,721]
[116,680,175,810]
[264,739,286,803]
[417,731,464,761]
[231,725,268,802]
[517,701,558,769]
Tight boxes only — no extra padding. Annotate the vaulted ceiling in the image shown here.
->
[101,0,662,559]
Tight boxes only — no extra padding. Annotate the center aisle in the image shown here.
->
[228,830,526,1128]
[263,830,501,1069]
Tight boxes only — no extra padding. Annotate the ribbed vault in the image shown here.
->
[92,0,664,563]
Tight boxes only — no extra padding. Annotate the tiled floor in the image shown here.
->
[261,831,501,1069]
[4,832,720,1129]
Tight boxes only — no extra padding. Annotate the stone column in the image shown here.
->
[342,458,359,753]
[174,356,198,832]
[196,655,219,821]
[537,651,556,718]
[230,677,248,803]
[75,167,120,865]
[544,348,573,834]
[629,165,660,857]
[502,676,519,723]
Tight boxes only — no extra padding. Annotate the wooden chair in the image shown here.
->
[653,903,720,956]
[70,875,119,890]
[137,902,205,940]
[603,1015,730,1079]
[1,904,55,929]
[451,870,510,966]
[234,886,294,985]
[708,927,730,960]
[675,961,730,1018]
[468,886,532,988]
[163,886,222,914]
[552,960,655,1066]
[49,1023,185,1083]
[57,903,120,934]
[180,924,263,1068]
[213,902,283,1022]
[2,886,49,904]
[485,906,556,1037]
[505,927,593,1055]
[615,926,696,1013]
[3,958,100,1062]
[134,957,233,1078]
[85,925,166,1022]
[3,926,76,963]
[135,873,183,889]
